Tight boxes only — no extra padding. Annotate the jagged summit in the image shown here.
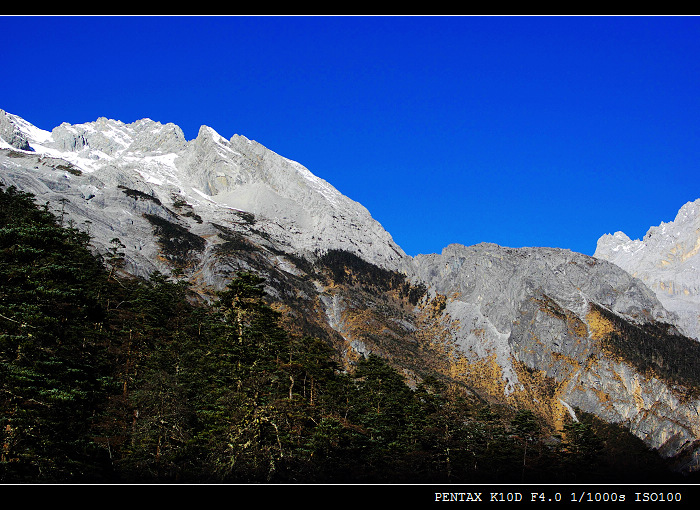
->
[595,198,700,340]
[0,108,408,277]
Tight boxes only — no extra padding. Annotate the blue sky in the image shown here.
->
[2,16,699,257]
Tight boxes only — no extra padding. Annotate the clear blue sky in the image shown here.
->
[3,16,699,257]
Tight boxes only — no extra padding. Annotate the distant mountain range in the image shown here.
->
[2,108,699,474]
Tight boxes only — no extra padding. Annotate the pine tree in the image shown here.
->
[0,185,112,481]
[181,272,291,481]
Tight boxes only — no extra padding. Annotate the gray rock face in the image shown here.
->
[410,242,674,393]
[178,128,408,270]
[0,110,408,282]
[0,109,32,151]
[410,243,699,458]
[594,199,700,340]
[412,242,672,327]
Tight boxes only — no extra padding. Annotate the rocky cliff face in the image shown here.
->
[411,242,672,396]
[594,199,700,341]
[411,243,700,470]
[2,108,699,472]
[0,109,408,284]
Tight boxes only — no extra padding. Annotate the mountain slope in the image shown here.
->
[2,108,699,474]
[411,243,700,467]
[595,199,700,341]
[0,109,408,284]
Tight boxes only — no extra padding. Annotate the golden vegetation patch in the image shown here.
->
[586,307,617,341]
[510,361,574,432]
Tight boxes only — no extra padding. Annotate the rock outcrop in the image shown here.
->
[595,199,700,341]
[410,243,699,466]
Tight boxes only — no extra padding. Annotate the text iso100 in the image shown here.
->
[635,493,682,502]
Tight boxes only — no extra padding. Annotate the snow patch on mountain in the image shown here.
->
[0,109,408,273]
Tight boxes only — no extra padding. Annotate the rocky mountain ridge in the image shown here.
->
[595,199,700,341]
[0,109,408,284]
[1,108,699,473]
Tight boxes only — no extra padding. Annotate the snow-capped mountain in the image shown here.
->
[0,108,408,283]
[2,108,700,472]
[595,199,700,341]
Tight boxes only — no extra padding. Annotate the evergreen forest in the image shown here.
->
[0,184,692,484]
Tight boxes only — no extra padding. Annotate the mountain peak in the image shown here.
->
[0,108,407,271]
[195,124,226,142]
[594,198,700,340]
